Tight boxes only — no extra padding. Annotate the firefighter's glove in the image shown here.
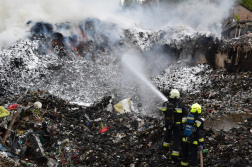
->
[199,145,204,150]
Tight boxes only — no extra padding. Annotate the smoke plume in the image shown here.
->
[0,0,120,48]
[0,0,234,48]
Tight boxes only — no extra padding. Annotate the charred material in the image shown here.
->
[30,19,120,60]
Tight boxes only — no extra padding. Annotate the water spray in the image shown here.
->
[122,53,168,102]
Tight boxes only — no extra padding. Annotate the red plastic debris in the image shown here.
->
[8,104,19,111]
[73,155,78,165]
[99,126,109,133]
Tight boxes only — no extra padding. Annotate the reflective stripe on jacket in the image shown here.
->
[163,99,188,125]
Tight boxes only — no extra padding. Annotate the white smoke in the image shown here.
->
[0,0,234,48]
[120,0,234,34]
[0,0,121,48]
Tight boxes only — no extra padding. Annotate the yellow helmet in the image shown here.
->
[190,103,202,114]
[169,89,180,99]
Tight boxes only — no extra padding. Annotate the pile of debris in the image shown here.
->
[203,127,252,167]
[0,39,120,103]
[0,18,223,107]
[0,91,168,167]
[153,63,252,119]
[0,38,216,115]
[185,69,252,118]
[153,63,212,92]
[221,33,252,52]
[29,19,122,59]
[1,89,252,166]
[3,19,252,167]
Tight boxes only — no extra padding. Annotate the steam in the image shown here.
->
[0,0,234,48]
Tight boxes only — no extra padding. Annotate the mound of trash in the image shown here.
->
[0,90,252,166]
[0,39,119,103]
[125,26,214,51]
[0,91,166,167]
[3,18,252,166]
[153,63,212,93]
[181,69,252,116]
[0,18,220,107]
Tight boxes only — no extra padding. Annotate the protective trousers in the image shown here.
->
[163,125,181,157]
[181,142,198,166]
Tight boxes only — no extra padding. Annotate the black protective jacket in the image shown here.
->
[163,98,188,126]
[182,114,205,146]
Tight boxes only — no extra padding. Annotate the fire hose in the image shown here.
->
[200,149,203,167]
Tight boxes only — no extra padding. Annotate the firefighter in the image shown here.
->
[181,103,205,167]
[161,89,188,161]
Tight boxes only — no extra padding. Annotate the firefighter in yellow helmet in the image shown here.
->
[181,103,205,167]
[161,89,188,162]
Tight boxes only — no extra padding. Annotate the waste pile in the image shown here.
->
[29,19,123,58]
[0,18,221,105]
[0,91,170,167]
[1,53,252,166]
[2,37,252,117]
[125,26,214,51]
[153,63,212,93]
[0,39,120,104]
[3,18,252,167]
[191,69,252,121]
[1,86,252,166]
[153,63,252,118]
[0,39,216,116]
[219,33,252,71]
[29,19,216,55]
[203,127,252,167]
[221,33,252,52]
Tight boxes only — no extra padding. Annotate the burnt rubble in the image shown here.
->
[218,34,252,72]
[29,19,121,59]
[26,18,252,72]
[27,19,220,65]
